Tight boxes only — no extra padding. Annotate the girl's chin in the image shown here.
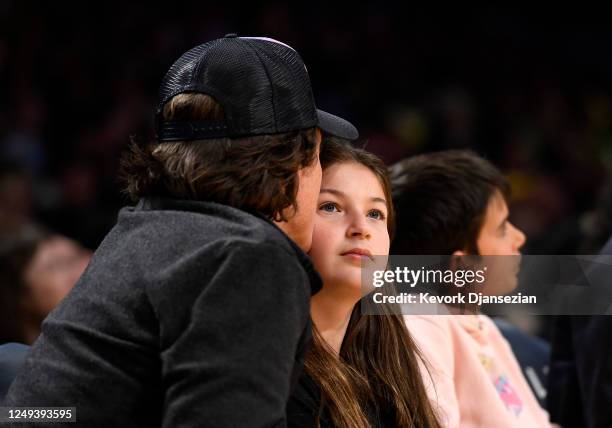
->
[323,278,365,299]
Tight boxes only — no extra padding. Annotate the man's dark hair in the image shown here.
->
[390,150,510,255]
[119,93,318,222]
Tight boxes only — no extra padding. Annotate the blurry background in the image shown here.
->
[2,2,612,342]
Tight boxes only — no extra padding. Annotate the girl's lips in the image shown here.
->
[342,253,370,262]
[340,248,373,260]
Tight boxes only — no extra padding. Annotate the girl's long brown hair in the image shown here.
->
[304,137,440,428]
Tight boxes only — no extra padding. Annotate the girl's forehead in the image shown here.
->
[324,160,381,180]
[321,162,387,202]
[323,161,376,180]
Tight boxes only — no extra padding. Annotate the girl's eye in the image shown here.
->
[368,209,386,220]
[320,202,339,213]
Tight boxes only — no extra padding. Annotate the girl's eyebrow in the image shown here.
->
[320,188,387,205]
[320,188,345,198]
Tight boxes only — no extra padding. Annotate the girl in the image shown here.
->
[287,138,440,428]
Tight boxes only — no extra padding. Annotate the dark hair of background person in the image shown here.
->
[0,225,49,343]
[118,93,319,222]
[304,137,440,428]
[389,150,510,255]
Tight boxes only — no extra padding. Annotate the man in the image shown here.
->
[6,35,358,427]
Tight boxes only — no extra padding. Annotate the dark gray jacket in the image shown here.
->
[6,198,321,427]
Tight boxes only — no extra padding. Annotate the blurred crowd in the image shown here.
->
[2,2,612,342]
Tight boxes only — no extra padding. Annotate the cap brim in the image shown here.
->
[316,110,359,140]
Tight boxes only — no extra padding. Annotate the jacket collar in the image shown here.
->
[136,197,322,295]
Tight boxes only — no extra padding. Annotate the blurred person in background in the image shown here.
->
[0,224,91,344]
[547,167,612,428]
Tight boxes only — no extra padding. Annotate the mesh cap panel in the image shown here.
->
[155,35,358,141]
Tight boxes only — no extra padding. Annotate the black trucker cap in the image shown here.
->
[155,34,359,142]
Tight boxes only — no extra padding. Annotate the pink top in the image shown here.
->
[404,314,552,428]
